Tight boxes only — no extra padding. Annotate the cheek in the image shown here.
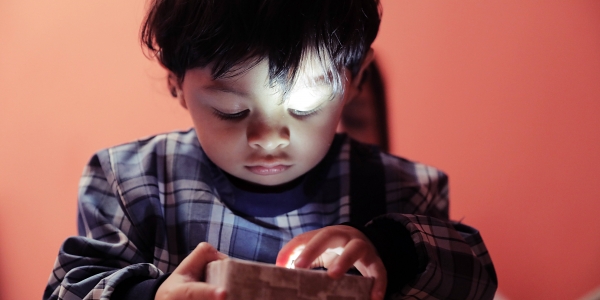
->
[198,126,244,151]
[316,103,346,134]
[291,111,341,156]
[187,108,245,155]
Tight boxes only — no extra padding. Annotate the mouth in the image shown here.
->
[245,164,292,175]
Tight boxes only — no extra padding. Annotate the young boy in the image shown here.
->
[44,0,497,299]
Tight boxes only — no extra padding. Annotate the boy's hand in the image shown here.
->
[276,225,387,300]
[155,242,227,300]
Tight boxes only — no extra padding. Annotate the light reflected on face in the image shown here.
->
[178,59,356,186]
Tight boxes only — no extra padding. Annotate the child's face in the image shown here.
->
[177,59,361,186]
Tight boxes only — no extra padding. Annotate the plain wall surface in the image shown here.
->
[1,1,599,299]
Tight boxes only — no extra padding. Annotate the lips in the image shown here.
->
[245,164,291,175]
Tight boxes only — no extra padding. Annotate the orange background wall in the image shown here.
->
[1,1,599,299]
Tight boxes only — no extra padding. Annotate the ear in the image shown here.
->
[168,72,187,109]
[350,48,375,89]
[343,48,375,106]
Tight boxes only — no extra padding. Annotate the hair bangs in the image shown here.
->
[141,0,380,94]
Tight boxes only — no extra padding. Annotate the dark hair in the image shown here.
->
[141,0,381,94]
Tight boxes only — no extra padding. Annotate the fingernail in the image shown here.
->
[214,287,226,298]
[293,257,304,268]
[327,266,344,279]
[328,265,340,274]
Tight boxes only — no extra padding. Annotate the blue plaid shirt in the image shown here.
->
[44,129,497,299]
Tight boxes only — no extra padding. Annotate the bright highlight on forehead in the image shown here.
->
[191,53,345,108]
[263,48,344,96]
[295,52,339,85]
[286,85,334,111]
[280,53,345,106]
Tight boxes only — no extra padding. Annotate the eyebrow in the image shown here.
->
[202,83,249,97]
[201,72,334,97]
[303,74,334,87]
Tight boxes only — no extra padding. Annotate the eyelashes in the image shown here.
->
[211,107,322,121]
[288,107,323,119]
[212,109,249,120]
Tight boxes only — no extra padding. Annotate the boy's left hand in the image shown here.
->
[275,225,387,300]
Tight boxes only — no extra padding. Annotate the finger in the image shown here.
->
[325,239,368,279]
[276,231,316,267]
[294,229,349,269]
[216,251,229,260]
[368,270,387,300]
[372,279,387,300]
[308,250,339,269]
[174,242,223,280]
[354,259,387,300]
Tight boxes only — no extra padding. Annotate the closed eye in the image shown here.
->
[288,106,323,119]
[212,109,249,121]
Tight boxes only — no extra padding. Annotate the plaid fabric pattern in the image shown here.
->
[44,129,496,300]
[392,215,497,299]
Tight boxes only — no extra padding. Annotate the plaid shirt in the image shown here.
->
[44,129,497,299]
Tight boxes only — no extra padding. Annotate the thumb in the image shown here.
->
[174,242,227,280]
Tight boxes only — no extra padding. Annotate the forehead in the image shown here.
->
[185,55,344,92]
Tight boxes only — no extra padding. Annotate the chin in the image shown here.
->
[250,177,293,186]
[245,172,304,187]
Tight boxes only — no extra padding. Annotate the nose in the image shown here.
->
[247,118,290,151]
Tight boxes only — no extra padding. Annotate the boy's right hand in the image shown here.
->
[155,242,227,300]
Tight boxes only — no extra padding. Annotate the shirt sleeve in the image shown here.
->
[363,158,498,299]
[363,214,497,300]
[43,153,164,300]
